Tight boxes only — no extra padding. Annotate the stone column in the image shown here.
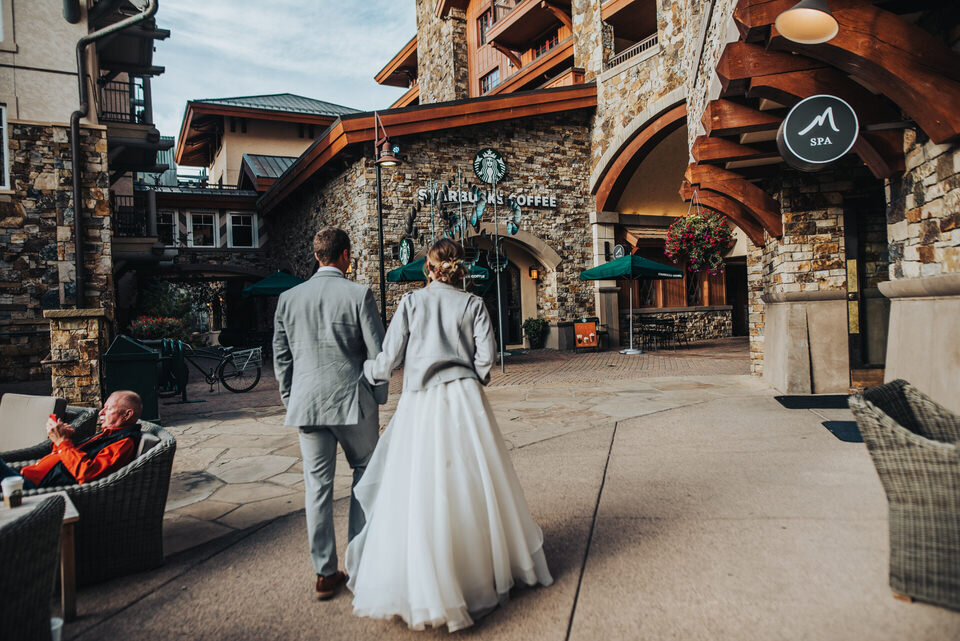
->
[42,308,112,407]
[590,210,621,345]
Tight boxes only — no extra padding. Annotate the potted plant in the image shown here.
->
[522,317,550,349]
[664,209,733,274]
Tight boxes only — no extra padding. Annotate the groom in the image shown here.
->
[273,227,386,600]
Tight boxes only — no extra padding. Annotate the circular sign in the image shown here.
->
[777,94,859,172]
[613,244,627,259]
[398,238,414,265]
[473,148,507,184]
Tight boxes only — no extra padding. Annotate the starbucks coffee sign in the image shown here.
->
[417,187,557,209]
[398,238,413,265]
[777,95,859,172]
[473,148,506,184]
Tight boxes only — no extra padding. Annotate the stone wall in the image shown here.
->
[0,122,112,382]
[887,131,960,279]
[746,244,764,375]
[620,307,733,347]
[44,308,111,407]
[415,0,468,105]
[683,0,736,150]
[589,0,689,178]
[270,111,596,324]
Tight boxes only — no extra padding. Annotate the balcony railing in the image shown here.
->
[603,32,659,71]
[112,193,149,237]
[100,79,148,124]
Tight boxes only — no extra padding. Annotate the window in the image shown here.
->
[478,9,494,44]
[533,31,559,59]
[685,271,703,307]
[157,209,177,246]
[227,212,257,248]
[0,104,8,190]
[480,68,500,94]
[188,211,218,247]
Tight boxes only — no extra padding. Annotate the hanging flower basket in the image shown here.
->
[664,201,733,274]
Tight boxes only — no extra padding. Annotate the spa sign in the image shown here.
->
[777,94,859,172]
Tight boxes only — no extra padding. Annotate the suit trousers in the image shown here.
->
[298,414,379,577]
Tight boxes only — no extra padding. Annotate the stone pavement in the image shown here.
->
[158,339,750,555]
[62,363,960,640]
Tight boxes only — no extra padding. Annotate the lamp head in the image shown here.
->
[775,0,838,45]
[376,140,401,167]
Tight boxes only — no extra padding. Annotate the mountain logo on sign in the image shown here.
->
[798,107,841,146]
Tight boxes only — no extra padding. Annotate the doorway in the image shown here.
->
[480,260,523,346]
[843,192,890,386]
[725,261,748,336]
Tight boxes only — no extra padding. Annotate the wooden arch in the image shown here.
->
[593,103,687,212]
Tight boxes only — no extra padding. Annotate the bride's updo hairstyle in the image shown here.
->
[425,238,466,285]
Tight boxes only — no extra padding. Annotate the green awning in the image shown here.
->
[241,271,306,297]
[387,257,493,294]
[579,255,683,281]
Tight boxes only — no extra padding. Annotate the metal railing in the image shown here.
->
[112,193,149,237]
[99,79,146,124]
[603,33,659,71]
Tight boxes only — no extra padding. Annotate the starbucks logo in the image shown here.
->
[613,244,626,259]
[399,238,413,265]
[473,148,506,185]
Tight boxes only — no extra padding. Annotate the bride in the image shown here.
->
[345,238,553,632]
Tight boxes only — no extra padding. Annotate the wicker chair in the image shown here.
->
[6,422,176,586]
[0,494,65,641]
[849,379,960,611]
[0,405,98,462]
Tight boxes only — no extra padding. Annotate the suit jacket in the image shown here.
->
[273,269,386,427]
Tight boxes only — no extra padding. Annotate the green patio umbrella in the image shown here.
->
[387,257,492,294]
[579,255,683,355]
[241,271,306,297]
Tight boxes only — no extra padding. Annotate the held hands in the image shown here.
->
[46,414,75,446]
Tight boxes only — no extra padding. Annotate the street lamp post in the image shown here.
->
[373,111,401,327]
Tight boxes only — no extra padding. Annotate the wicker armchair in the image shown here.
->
[849,379,960,611]
[0,405,98,462]
[6,422,176,586]
[0,494,64,641]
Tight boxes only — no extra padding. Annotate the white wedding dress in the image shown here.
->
[345,282,553,632]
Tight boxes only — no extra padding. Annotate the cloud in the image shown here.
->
[151,0,416,162]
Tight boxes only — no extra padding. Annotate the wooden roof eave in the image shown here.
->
[375,36,418,87]
[435,0,469,18]
[260,83,598,214]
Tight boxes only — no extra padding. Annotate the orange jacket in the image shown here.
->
[21,426,137,487]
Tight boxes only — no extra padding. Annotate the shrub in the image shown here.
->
[128,316,191,343]
[664,210,733,274]
[522,317,550,349]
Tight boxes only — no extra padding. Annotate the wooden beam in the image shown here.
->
[540,1,572,31]
[738,0,960,143]
[716,41,825,96]
[680,181,766,247]
[686,163,783,238]
[748,67,905,177]
[701,99,782,137]
[594,103,687,211]
[491,41,523,69]
[692,135,779,165]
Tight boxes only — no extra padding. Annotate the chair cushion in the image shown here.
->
[137,432,160,457]
[0,394,67,452]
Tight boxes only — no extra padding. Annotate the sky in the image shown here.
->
[151,0,417,164]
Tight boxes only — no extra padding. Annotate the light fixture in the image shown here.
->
[374,112,402,168]
[529,266,541,281]
[372,111,404,326]
[775,0,838,45]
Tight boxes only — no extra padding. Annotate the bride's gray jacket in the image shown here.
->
[273,269,386,427]
[364,280,497,391]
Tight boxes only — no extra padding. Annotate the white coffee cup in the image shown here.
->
[51,617,64,641]
[2,476,24,508]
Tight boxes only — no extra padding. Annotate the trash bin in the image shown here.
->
[103,335,162,422]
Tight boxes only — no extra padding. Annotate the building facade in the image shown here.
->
[257,0,960,413]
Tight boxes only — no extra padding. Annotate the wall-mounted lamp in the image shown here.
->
[529,266,541,281]
[373,111,404,326]
[775,0,838,45]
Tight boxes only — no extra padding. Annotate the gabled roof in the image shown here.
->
[259,83,598,214]
[190,93,361,118]
[176,94,361,167]
[240,154,298,192]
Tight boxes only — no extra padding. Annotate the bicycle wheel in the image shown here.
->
[218,359,261,393]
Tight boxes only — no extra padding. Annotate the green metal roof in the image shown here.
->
[242,154,298,180]
[191,93,361,118]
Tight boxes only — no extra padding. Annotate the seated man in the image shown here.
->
[0,390,143,490]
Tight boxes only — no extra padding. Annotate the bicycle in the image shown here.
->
[181,344,263,393]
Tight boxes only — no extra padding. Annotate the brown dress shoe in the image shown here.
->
[316,570,348,600]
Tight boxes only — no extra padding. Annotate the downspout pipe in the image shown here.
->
[70,0,158,308]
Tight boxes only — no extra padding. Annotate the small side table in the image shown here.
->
[0,492,79,621]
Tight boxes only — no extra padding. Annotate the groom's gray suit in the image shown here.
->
[273,267,386,576]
